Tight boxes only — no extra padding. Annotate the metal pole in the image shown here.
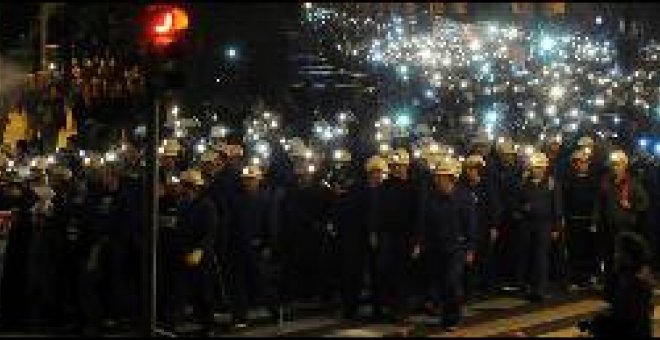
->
[143,51,160,337]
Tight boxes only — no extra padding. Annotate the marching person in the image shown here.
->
[338,155,387,321]
[418,156,476,330]
[278,156,325,316]
[596,150,650,290]
[177,169,218,336]
[225,165,278,329]
[514,152,562,302]
[377,148,419,323]
[493,139,523,291]
[562,149,600,290]
[461,154,500,298]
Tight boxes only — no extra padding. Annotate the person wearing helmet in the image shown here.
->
[77,157,127,335]
[177,169,218,336]
[225,164,279,328]
[514,152,563,302]
[461,154,501,298]
[277,155,325,320]
[596,150,650,291]
[418,156,476,330]
[493,138,524,291]
[337,155,388,321]
[562,149,600,291]
[376,148,419,323]
[318,148,355,305]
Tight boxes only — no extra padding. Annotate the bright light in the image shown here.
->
[226,47,238,59]
[639,138,649,148]
[172,105,180,117]
[425,89,434,98]
[303,2,312,9]
[540,36,556,51]
[549,86,565,100]
[485,110,498,124]
[596,16,603,25]
[654,143,660,156]
[48,62,56,71]
[395,114,411,127]
[196,143,206,154]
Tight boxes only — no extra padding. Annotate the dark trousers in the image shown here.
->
[466,232,497,297]
[566,218,600,285]
[182,260,216,328]
[514,224,551,295]
[225,246,278,323]
[374,235,409,318]
[428,250,465,327]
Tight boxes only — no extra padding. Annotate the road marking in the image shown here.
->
[432,299,607,337]
[537,304,660,337]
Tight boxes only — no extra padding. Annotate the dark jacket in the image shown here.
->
[177,195,217,255]
[420,185,477,254]
[516,176,562,231]
[379,177,419,238]
[562,171,598,220]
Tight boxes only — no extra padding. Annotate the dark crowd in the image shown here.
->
[0,133,658,337]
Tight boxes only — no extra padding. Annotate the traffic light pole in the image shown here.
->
[143,49,161,338]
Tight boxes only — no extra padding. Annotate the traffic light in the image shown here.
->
[142,4,190,89]
[143,5,189,49]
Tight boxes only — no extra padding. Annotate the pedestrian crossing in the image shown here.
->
[226,289,660,337]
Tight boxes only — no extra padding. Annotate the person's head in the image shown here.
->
[499,140,517,167]
[180,169,205,200]
[240,165,263,193]
[159,139,181,170]
[529,152,549,181]
[463,155,485,184]
[571,150,590,175]
[609,150,628,180]
[199,151,218,178]
[388,149,410,180]
[365,155,388,187]
[433,157,459,194]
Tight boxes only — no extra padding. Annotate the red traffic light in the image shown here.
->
[145,5,189,47]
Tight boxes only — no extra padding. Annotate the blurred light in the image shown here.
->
[172,105,180,117]
[654,143,660,156]
[196,143,206,154]
[639,138,649,149]
[226,46,238,59]
[596,16,603,25]
[485,110,498,124]
[395,113,411,127]
[540,36,555,51]
[549,86,565,100]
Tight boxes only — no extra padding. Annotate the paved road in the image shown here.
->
[3,289,659,337]
[223,289,660,337]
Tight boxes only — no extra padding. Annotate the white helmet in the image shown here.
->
[200,150,217,163]
[609,150,628,165]
[161,139,181,157]
[464,154,486,168]
[180,169,205,186]
[332,149,352,163]
[241,164,264,178]
[577,136,594,148]
[389,148,410,165]
[365,155,388,173]
[433,156,461,178]
[530,152,550,168]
